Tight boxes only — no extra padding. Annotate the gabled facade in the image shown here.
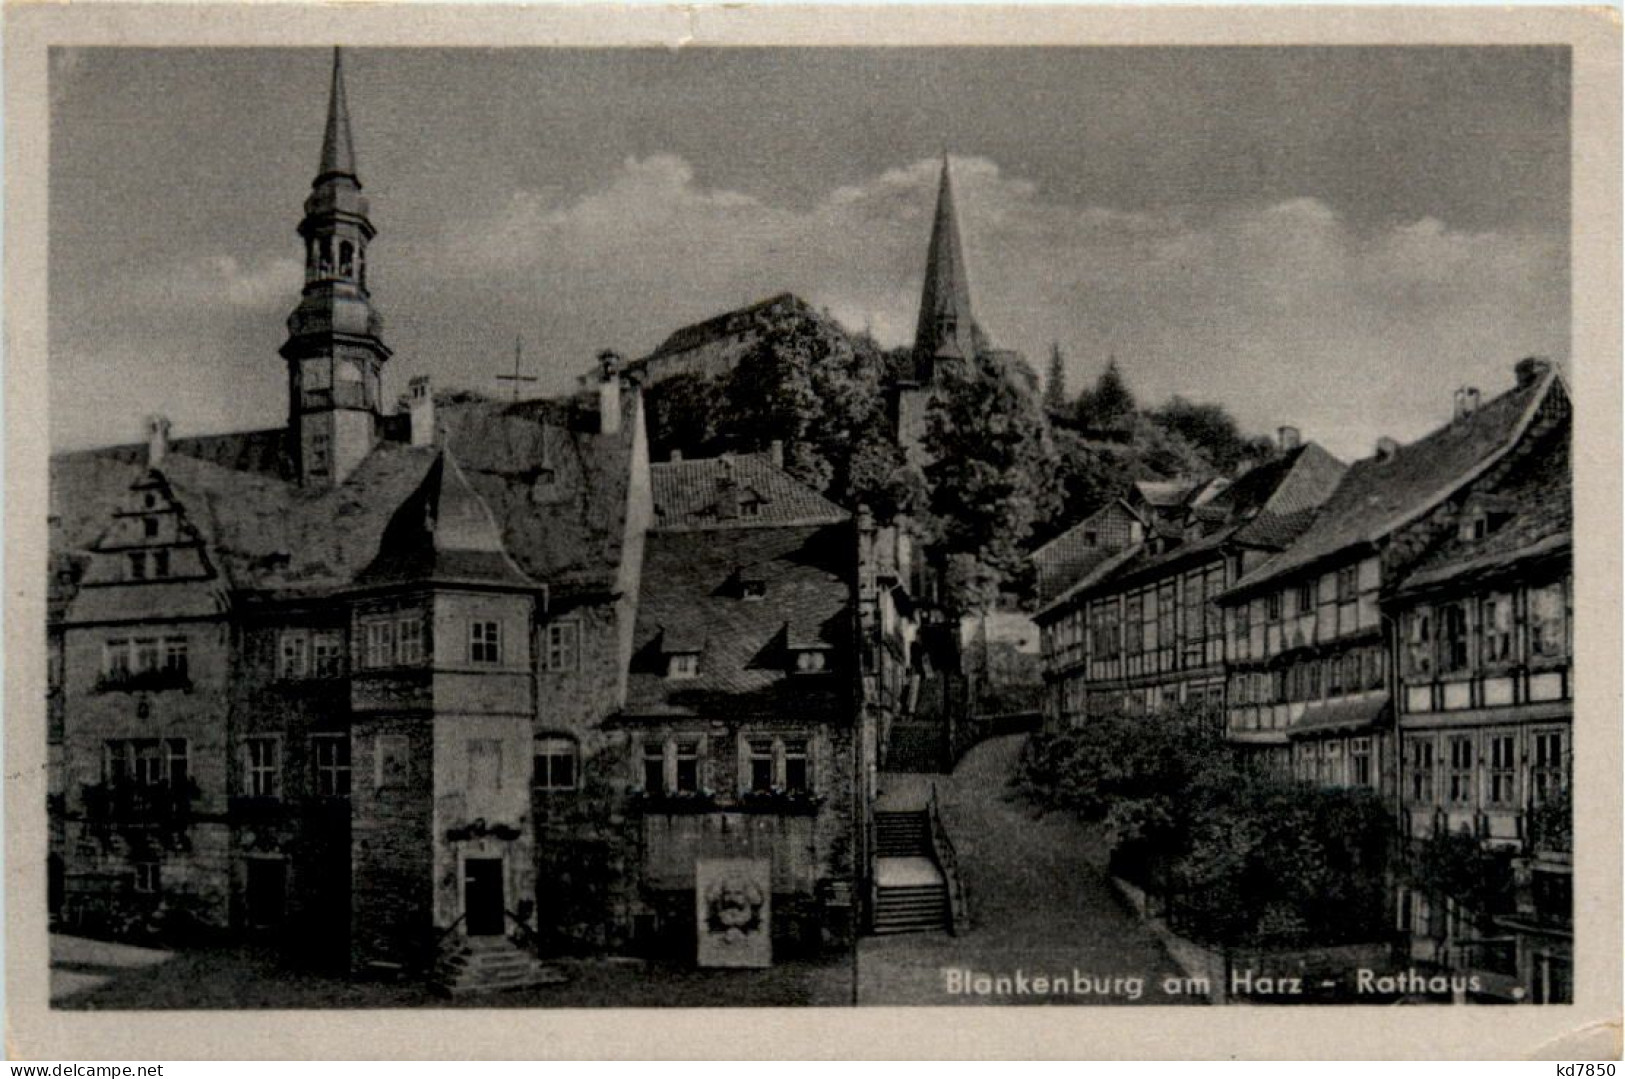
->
[1034,440,1345,731]
[49,51,660,985]
[1030,500,1147,608]
[1384,388,1572,1003]
[1217,360,1569,800]
[46,49,922,981]
[610,454,911,953]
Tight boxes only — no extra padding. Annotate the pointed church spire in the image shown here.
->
[284,45,388,488]
[317,47,358,185]
[912,151,977,371]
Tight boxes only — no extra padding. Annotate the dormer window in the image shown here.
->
[667,652,700,680]
[128,552,147,580]
[793,649,828,674]
[740,496,763,519]
[151,550,170,579]
[738,571,767,601]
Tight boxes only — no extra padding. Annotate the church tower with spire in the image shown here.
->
[911,153,979,380]
[282,48,391,487]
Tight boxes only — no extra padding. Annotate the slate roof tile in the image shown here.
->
[1227,371,1559,596]
[625,522,852,719]
[651,454,847,530]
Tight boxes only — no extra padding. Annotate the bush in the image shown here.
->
[1014,706,1394,948]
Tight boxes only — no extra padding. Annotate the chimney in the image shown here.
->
[1277,425,1301,451]
[1376,436,1400,461]
[145,415,171,470]
[768,439,784,469]
[408,376,435,447]
[1515,356,1552,389]
[715,456,739,520]
[597,350,623,436]
[1453,386,1481,422]
[668,448,683,462]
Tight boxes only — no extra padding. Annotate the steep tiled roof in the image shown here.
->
[1393,425,1571,595]
[70,428,291,480]
[651,454,847,531]
[1034,444,1345,617]
[1033,544,1141,622]
[356,453,537,590]
[1030,501,1140,606]
[438,390,640,590]
[624,523,853,719]
[48,387,641,613]
[1227,370,1559,597]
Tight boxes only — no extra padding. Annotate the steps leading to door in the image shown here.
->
[432,936,567,996]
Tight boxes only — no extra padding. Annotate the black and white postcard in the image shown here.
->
[4,3,1619,1061]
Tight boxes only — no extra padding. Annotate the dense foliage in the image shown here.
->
[920,354,1062,612]
[1043,344,1068,416]
[1406,830,1517,935]
[645,310,920,519]
[644,306,1276,611]
[1014,708,1394,948]
[1146,396,1277,475]
[1073,357,1137,431]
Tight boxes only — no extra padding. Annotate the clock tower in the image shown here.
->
[282,48,392,487]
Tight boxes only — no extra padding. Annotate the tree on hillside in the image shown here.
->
[646,372,727,462]
[1147,396,1277,475]
[1074,357,1136,431]
[1043,343,1069,416]
[922,354,1062,613]
[1033,426,1131,548]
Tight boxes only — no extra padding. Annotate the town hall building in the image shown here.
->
[48,50,922,990]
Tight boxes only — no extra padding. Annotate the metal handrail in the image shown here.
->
[926,782,970,935]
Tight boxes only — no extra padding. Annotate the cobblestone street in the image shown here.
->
[856,735,1189,1006]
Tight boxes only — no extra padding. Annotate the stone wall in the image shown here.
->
[350,711,434,970]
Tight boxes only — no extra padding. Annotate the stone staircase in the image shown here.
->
[873,809,951,935]
[432,935,567,996]
[876,809,932,858]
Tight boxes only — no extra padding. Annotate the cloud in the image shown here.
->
[416,152,1564,459]
[51,152,1566,461]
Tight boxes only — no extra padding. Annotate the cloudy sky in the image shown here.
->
[50,47,1568,459]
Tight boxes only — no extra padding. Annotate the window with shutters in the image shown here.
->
[1405,610,1433,678]
[1447,736,1474,806]
[1410,739,1435,805]
[1488,735,1516,807]
[1440,603,1471,673]
[1481,594,1514,665]
[1532,730,1565,805]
